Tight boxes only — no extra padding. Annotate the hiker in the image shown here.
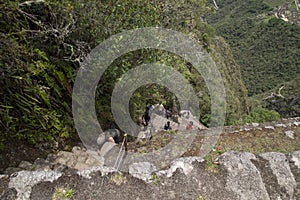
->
[97,129,120,146]
[142,110,150,126]
[186,121,193,130]
[165,106,172,119]
[158,102,165,116]
[142,103,152,126]
[187,62,192,72]
[164,121,172,130]
[146,103,152,112]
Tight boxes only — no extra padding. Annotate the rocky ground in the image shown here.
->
[0,118,300,200]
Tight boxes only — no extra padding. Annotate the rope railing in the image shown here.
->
[113,133,128,171]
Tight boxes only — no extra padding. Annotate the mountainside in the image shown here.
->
[1,1,300,199]
[252,73,300,118]
[207,0,300,97]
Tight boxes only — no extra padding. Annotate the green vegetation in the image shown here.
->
[0,0,251,149]
[0,0,166,145]
[197,195,207,200]
[110,173,127,185]
[261,75,300,118]
[150,174,161,185]
[234,107,281,125]
[203,153,220,173]
[52,187,74,200]
[263,0,292,7]
[207,0,300,96]
[218,126,300,154]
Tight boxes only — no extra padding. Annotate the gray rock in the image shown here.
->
[72,146,85,154]
[33,158,51,171]
[291,151,300,168]
[158,157,204,178]
[294,121,300,126]
[275,123,287,128]
[264,126,275,130]
[218,151,270,200]
[54,151,74,166]
[8,170,62,200]
[285,130,295,139]
[260,152,297,199]
[18,161,32,170]
[77,166,116,179]
[0,174,7,179]
[53,147,103,171]
[129,162,158,182]
[137,128,152,139]
[45,153,56,163]
[4,167,22,175]
[86,150,104,166]
[99,142,117,157]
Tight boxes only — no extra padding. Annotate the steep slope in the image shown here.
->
[207,0,300,97]
[252,74,300,117]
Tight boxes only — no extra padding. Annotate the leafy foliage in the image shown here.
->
[0,0,250,149]
[259,74,300,118]
[236,107,281,124]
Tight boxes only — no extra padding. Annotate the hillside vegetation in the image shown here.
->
[207,0,300,118]
[0,0,249,150]
[207,0,300,96]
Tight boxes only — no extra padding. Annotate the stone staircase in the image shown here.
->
[1,148,299,200]
[1,117,300,199]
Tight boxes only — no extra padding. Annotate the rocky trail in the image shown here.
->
[0,117,300,199]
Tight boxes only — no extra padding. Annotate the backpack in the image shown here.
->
[146,104,151,111]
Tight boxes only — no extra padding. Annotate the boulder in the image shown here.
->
[260,152,297,199]
[218,151,270,200]
[129,162,158,182]
[285,130,295,139]
[8,170,62,200]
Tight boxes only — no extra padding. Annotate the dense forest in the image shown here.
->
[207,0,300,118]
[1,0,298,152]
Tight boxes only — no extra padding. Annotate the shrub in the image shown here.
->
[244,107,281,123]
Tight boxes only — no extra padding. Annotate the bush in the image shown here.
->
[244,107,281,123]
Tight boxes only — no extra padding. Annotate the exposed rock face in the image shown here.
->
[291,151,300,168]
[1,150,299,200]
[8,170,62,200]
[52,146,104,170]
[260,152,297,199]
[1,119,299,199]
[129,162,158,182]
[218,152,270,200]
[157,157,204,178]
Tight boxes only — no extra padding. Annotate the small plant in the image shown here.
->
[150,174,161,185]
[167,130,177,135]
[204,154,219,173]
[52,187,74,200]
[110,173,127,185]
[197,194,206,200]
